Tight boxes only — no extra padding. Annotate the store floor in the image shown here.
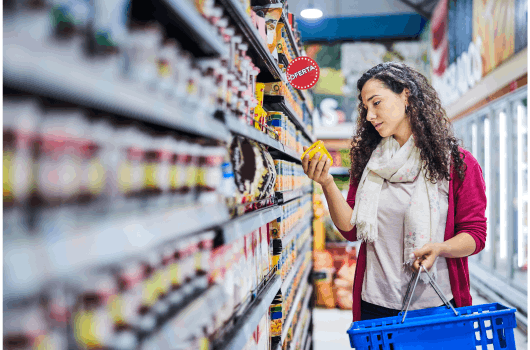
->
[312,287,528,349]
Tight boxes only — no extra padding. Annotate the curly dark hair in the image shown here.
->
[349,62,466,183]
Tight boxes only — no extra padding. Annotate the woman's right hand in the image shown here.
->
[302,146,334,188]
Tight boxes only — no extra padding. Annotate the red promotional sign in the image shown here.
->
[287,56,320,90]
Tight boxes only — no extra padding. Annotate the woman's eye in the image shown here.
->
[374,101,381,106]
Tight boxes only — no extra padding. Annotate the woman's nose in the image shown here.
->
[366,109,376,121]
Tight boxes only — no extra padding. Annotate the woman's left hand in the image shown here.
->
[410,243,443,272]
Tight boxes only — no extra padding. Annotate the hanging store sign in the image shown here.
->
[287,56,320,90]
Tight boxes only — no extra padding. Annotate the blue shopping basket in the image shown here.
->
[347,265,518,350]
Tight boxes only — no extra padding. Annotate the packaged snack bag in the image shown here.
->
[300,140,333,166]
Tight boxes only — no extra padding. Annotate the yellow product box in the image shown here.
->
[263,82,284,96]
[255,82,265,107]
[301,140,333,166]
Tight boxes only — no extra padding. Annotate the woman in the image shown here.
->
[303,62,487,321]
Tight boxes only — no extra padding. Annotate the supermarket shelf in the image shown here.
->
[162,0,228,57]
[281,14,301,59]
[4,202,229,299]
[281,253,305,293]
[329,167,350,176]
[290,287,313,350]
[4,236,51,301]
[283,220,312,249]
[280,145,303,162]
[281,238,312,292]
[224,113,300,162]
[218,0,284,81]
[217,275,282,350]
[297,313,312,350]
[304,335,312,350]
[264,95,316,143]
[275,187,312,204]
[281,262,313,342]
[222,205,283,244]
[3,39,231,142]
[166,284,224,333]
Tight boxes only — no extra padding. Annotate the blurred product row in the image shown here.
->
[4,205,314,350]
[3,97,315,224]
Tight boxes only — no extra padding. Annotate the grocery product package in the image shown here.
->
[263,82,285,96]
[334,259,356,310]
[313,250,336,308]
[252,4,283,54]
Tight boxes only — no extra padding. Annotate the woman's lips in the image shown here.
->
[375,122,383,130]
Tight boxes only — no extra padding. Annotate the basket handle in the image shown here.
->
[399,264,459,323]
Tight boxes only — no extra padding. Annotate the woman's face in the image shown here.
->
[361,78,411,144]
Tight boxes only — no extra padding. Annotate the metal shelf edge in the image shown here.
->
[163,0,228,56]
[304,334,312,350]
[289,286,313,350]
[218,275,282,350]
[225,113,302,162]
[281,261,313,342]
[222,206,283,244]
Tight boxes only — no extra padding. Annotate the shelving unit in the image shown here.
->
[222,206,282,244]
[281,261,313,342]
[224,112,301,163]
[4,202,230,297]
[162,0,228,57]
[3,0,315,349]
[216,275,282,350]
[276,187,312,204]
[281,13,301,59]
[3,39,231,142]
[264,95,316,143]
[218,0,285,82]
[290,286,313,350]
[282,220,312,255]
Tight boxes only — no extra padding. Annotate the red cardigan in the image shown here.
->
[337,149,487,321]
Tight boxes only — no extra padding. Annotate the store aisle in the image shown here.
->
[312,308,352,350]
[312,286,528,349]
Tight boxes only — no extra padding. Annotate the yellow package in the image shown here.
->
[255,82,265,107]
[263,82,284,96]
[300,140,333,166]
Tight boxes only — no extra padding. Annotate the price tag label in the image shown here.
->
[286,57,320,90]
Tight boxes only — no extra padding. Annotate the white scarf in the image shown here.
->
[350,135,448,283]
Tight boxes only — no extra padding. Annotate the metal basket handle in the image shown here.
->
[400,264,459,323]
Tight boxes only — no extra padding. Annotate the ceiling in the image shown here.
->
[290,0,440,42]
[288,0,440,19]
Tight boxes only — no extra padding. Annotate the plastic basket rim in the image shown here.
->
[347,302,517,334]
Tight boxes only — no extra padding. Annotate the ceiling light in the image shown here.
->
[301,8,323,19]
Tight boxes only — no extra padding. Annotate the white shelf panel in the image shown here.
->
[222,206,283,245]
[218,275,282,350]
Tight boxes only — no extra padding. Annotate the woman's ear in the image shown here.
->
[402,88,411,107]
